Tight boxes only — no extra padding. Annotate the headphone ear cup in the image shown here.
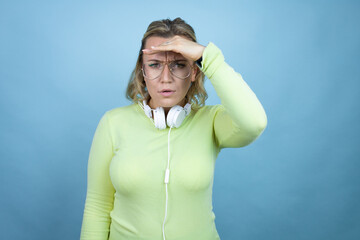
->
[167,105,186,128]
[153,107,166,130]
[184,103,191,115]
[142,100,153,118]
[143,104,152,118]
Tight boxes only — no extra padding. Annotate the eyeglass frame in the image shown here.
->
[141,60,195,80]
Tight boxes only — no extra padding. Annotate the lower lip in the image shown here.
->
[160,91,175,97]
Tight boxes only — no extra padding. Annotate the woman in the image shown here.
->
[80,18,267,240]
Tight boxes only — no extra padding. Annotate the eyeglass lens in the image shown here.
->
[142,60,191,80]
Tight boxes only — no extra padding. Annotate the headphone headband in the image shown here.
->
[140,101,191,130]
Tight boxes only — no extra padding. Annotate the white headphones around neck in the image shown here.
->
[142,100,191,130]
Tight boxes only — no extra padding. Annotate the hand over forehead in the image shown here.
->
[142,36,205,62]
[142,50,188,62]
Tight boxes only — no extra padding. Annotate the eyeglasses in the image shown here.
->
[142,60,193,80]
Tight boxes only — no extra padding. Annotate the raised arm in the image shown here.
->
[143,36,267,148]
[80,112,115,240]
[202,43,267,148]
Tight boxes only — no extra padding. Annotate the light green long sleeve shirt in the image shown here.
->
[80,42,267,240]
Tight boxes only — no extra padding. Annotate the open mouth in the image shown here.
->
[159,89,175,96]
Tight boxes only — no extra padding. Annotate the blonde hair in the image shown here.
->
[125,18,207,109]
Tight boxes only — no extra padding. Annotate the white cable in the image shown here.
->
[167,127,172,170]
[162,126,172,240]
[162,183,168,240]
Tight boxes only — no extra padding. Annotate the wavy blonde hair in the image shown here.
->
[125,18,207,110]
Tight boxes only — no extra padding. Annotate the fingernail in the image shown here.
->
[151,46,156,49]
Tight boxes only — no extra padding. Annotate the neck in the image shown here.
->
[148,98,186,117]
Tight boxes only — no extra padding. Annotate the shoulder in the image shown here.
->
[198,104,224,112]
[101,104,139,123]
[106,104,137,116]
[194,104,225,118]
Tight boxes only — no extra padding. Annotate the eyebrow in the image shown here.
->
[146,59,162,62]
[145,58,188,62]
[143,52,187,62]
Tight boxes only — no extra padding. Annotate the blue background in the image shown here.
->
[1,0,359,239]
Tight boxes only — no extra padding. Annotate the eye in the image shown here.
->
[172,61,187,69]
[148,62,161,69]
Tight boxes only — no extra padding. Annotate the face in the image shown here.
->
[142,36,197,112]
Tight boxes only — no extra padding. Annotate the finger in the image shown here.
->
[152,39,179,50]
[141,47,172,55]
[141,48,171,55]
[142,49,155,54]
[161,41,172,46]
[151,44,175,51]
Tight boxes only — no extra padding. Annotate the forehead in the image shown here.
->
[143,36,185,60]
[144,36,169,48]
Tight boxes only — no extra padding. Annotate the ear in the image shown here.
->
[191,65,198,82]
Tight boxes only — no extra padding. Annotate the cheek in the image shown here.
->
[145,81,156,95]
[145,80,153,90]
[179,80,192,93]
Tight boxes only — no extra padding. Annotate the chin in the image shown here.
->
[159,98,183,108]
[149,95,186,109]
[160,101,177,108]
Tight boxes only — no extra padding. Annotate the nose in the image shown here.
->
[160,63,173,83]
